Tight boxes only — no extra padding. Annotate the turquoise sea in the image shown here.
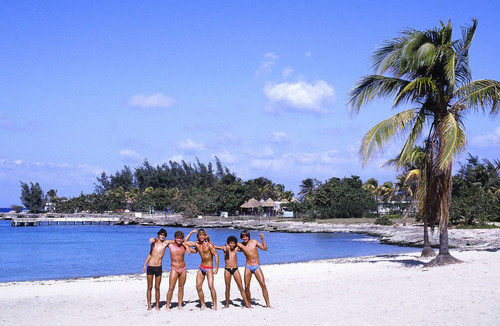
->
[0,219,419,282]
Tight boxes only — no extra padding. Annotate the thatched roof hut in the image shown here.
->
[240,198,260,209]
[261,198,275,207]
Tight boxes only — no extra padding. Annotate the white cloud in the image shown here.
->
[272,131,289,144]
[213,150,236,164]
[305,51,312,57]
[14,159,23,165]
[470,127,500,148]
[128,93,176,109]
[167,154,184,163]
[282,67,294,78]
[179,138,205,151]
[255,52,279,76]
[263,80,335,114]
[119,149,142,160]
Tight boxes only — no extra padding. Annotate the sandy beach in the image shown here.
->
[1,249,499,326]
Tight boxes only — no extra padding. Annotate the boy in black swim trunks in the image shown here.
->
[143,228,174,310]
[214,236,251,308]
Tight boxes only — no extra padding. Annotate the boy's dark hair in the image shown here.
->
[158,228,167,237]
[240,229,250,239]
[227,236,238,244]
[174,230,184,239]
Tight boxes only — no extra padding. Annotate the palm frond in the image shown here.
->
[359,109,416,165]
[437,112,467,169]
[397,109,426,165]
[348,75,410,113]
[454,79,500,115]
[394,77,438,106]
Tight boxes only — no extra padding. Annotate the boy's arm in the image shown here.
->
[256,233,268,251]
[143,253,151,273]
[209,244,219,274]
[182,242,195,254]
[184,229,197,242]
[213,244,226,251]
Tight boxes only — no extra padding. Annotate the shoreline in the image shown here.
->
[1,249,499,325]
[4,213,500,250]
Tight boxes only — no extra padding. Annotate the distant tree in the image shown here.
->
[46,189,58,201]
[362,178,378,201]
[450,155,500,225]
[10,205,23,213]
[298,178,322,201]
[20,181,45,213]
[312,176,376,218]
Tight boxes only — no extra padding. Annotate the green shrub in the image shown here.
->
[375,216,392,225]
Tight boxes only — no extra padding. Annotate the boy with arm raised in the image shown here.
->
[184,229,219,310]
[237,229,271,308]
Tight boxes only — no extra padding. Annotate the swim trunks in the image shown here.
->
[225,268,238,275]
[245,265,260,273]
[171,266,187,274]
[147,265,162,277]
[199,265,213,275]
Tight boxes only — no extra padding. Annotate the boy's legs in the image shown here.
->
[223,269,231,308]
[166,271,179,310]
[177,270,187,309]
[253,268,271,307]
[234,270,251,308]
[146,274,154,310]
[154,274,162,310]
[206,270,217,310]
[244,267,253,304]
[195,270,207,310]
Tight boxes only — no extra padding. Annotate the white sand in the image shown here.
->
[1,250,499,326]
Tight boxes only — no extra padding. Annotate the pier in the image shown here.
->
[11,216,124,227]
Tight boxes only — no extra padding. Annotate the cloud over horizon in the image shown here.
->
[263,80,335,114]
[128,93,176,109]
[179,138,205,152]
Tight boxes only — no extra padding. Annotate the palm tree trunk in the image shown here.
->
[424,162,461,266]
[421,214,436,257]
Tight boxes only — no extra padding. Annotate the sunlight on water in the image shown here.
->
[0,220,418,282]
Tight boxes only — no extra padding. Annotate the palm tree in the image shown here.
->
[362,178,379,201]
[397,146,436,257]
[348,20,500,266]
[298,178,321,201]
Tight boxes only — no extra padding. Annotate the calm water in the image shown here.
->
[0,219,418,282]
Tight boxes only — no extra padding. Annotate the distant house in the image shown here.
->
[240,198,290,217]
[44,202,56,212]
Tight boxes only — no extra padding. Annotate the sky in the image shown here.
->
[1,1,499,206]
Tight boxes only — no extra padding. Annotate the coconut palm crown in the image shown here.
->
[348,19,500,265]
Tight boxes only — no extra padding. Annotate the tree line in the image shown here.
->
[17,155,499,225]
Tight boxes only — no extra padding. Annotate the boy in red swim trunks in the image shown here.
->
[185,229,219,310]
[214,236,251,308]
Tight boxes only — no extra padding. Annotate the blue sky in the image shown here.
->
[1,1,499,206]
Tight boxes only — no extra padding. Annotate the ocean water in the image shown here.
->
[0,220,419,282]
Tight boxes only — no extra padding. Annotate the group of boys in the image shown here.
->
[142,228,271,311]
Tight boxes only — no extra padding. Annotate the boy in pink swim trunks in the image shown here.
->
[149,230,192,310]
